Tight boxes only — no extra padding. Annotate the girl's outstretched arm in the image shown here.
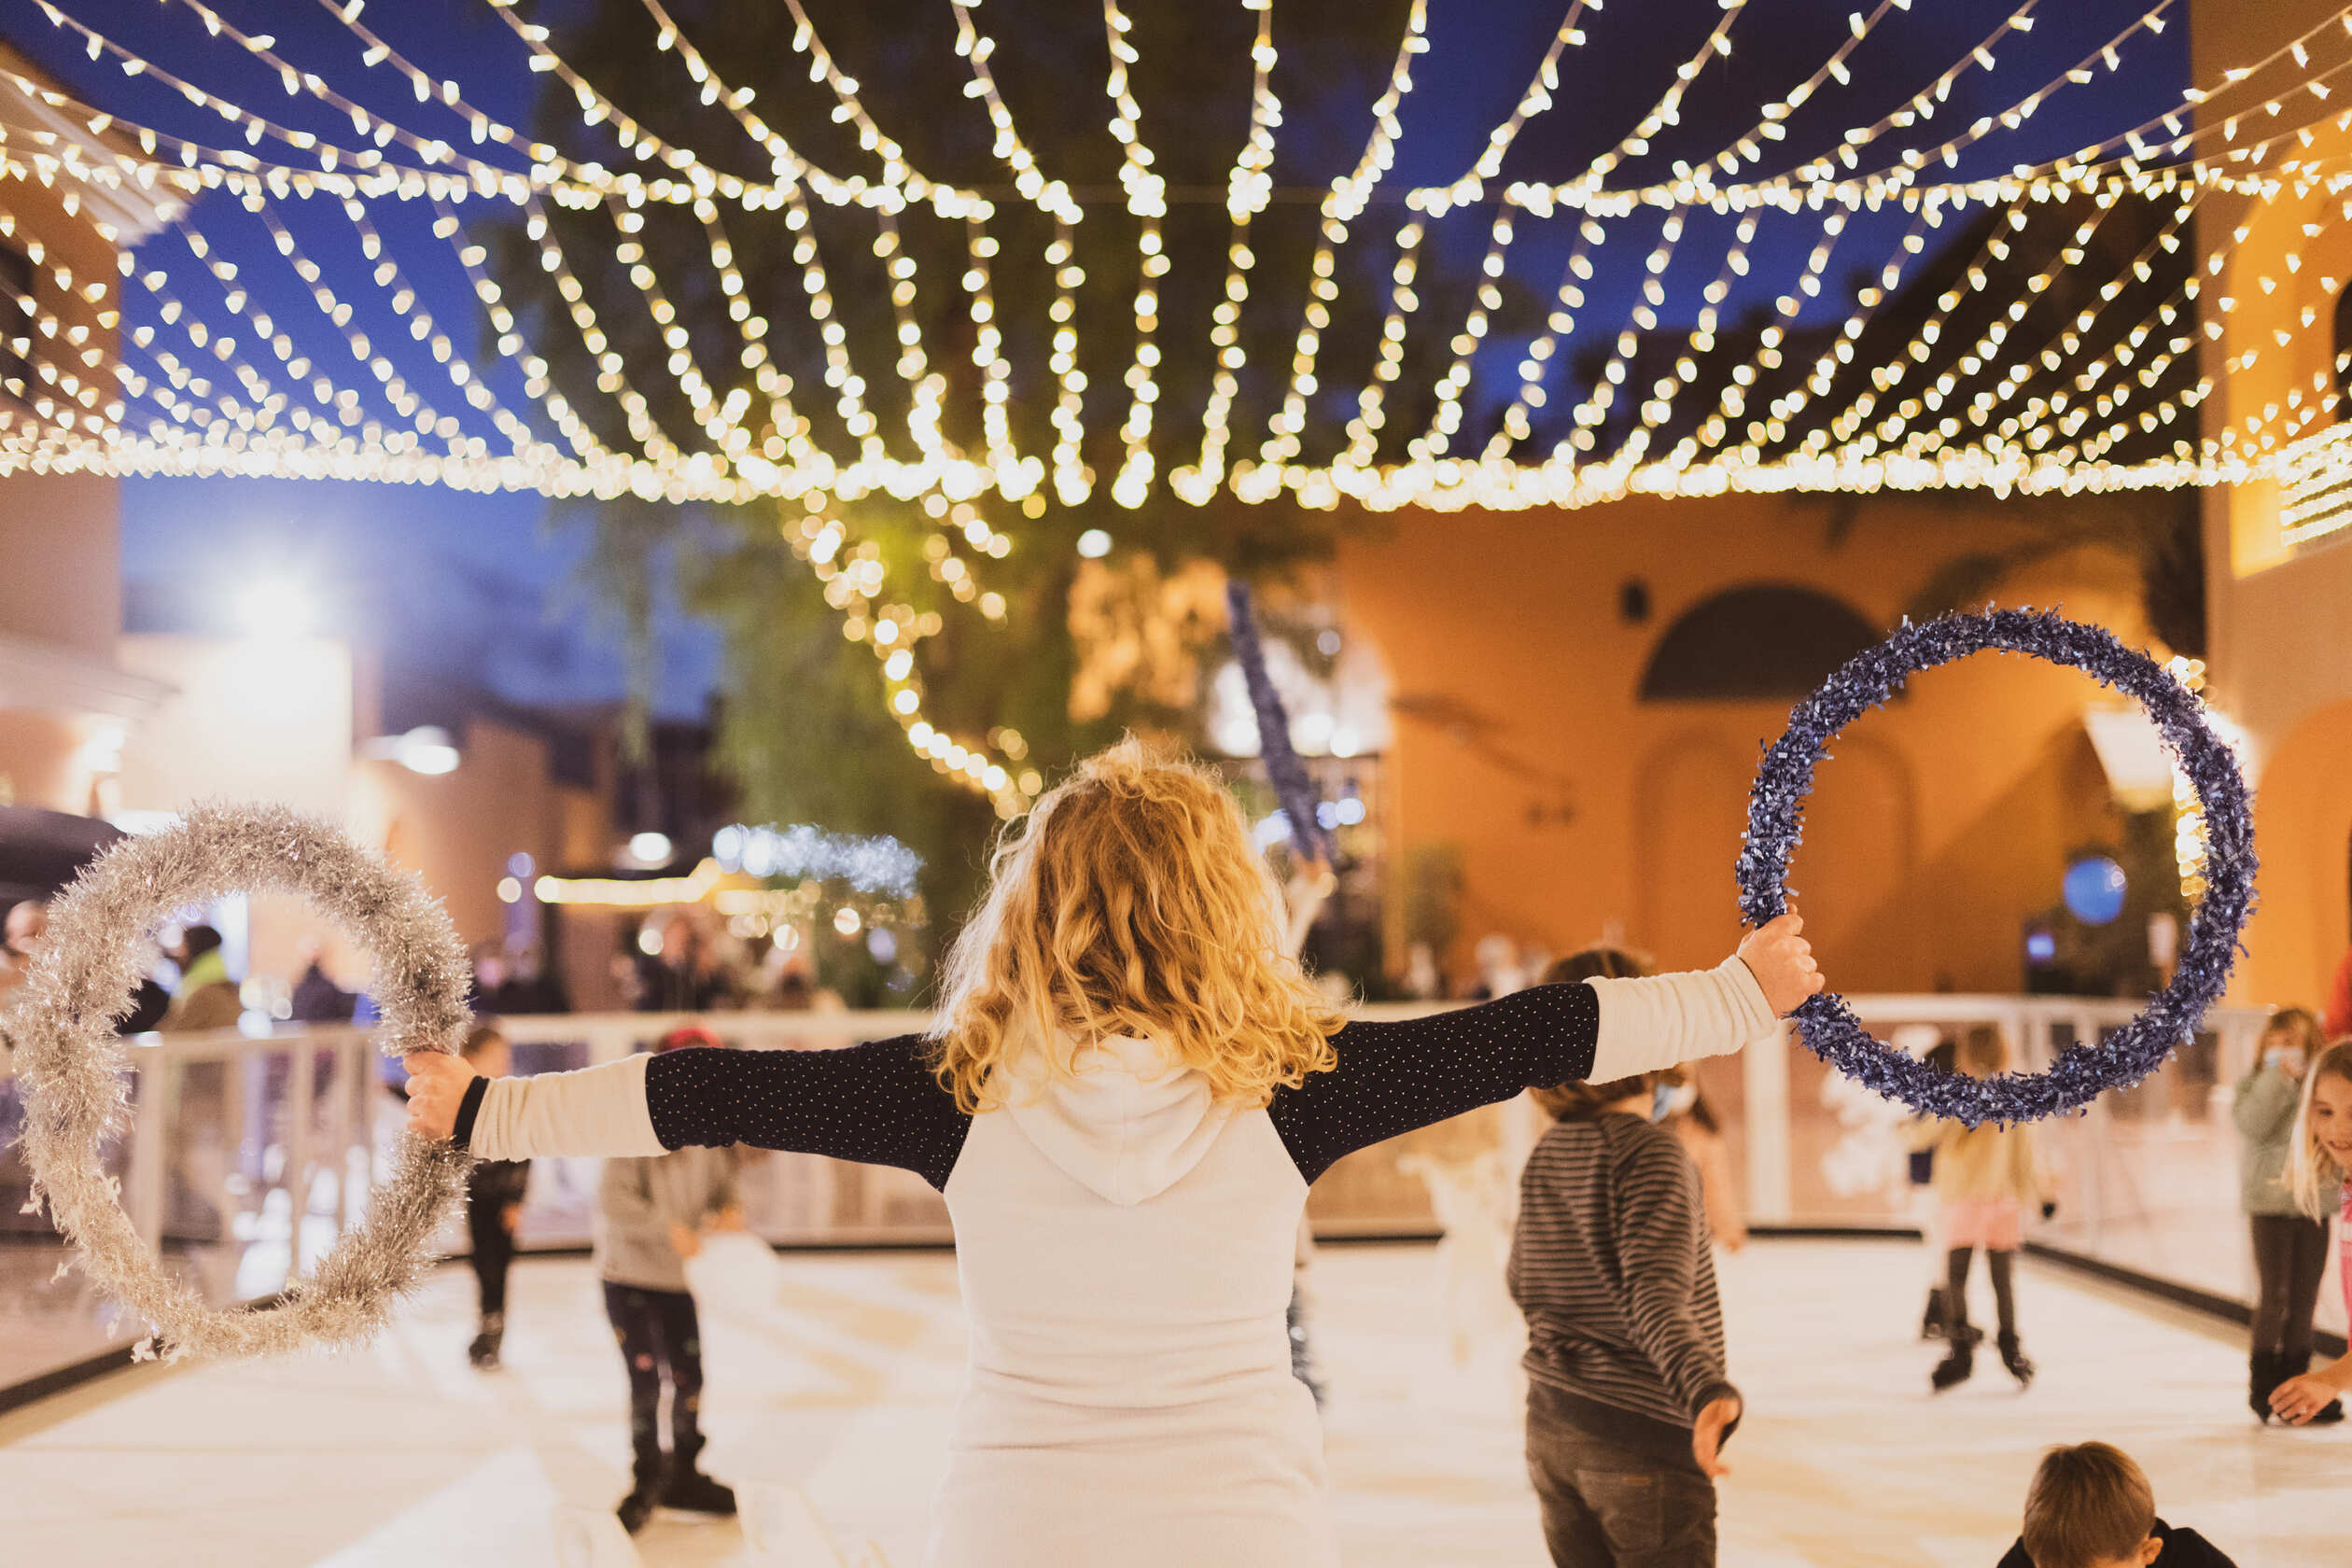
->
[405,1034,973,1191]
[1270,915,1817,1184]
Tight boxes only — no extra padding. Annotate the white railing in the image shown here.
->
[0,995,2319,1392]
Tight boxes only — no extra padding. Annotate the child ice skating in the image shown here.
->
[405,740,1821,1567]
[2268,1039,2352,1426]
[597,1024,747,1533]
[1510,946,1743,1568]
[458,1024,528,1368]
[1911,1025,2051,1392]
[2232,1008,2336,1423]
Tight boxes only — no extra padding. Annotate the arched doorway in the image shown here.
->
[1639,583,1883,702]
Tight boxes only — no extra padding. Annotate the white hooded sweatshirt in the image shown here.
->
[462,959,1777,1566]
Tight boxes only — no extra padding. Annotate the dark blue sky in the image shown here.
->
[6,0,2189,717]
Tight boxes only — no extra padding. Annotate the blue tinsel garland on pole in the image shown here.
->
[1737,608,2256,1127]
[1225,581,1332,863]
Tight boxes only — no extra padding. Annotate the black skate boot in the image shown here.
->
[467,1312,504,1370]
[617,1448,668,1534]
[663,1432,737,1516]
[1931,1325,1980,1393]
[1920,1286,1948,1342]
[2250,1350,2282,1423]
[1996,1330,2035,1389]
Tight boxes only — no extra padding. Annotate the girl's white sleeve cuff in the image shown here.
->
[1585,957,1780,1082]
[469,1053,667,1161]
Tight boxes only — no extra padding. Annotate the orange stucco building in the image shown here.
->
[1337,495,2168,998]
[2189,0,2352,1013]
[0,48,176,818]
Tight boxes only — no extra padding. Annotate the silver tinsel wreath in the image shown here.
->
[9,803,472,1360]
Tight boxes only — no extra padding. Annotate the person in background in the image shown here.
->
[1509,945,1746,1568]
[2269,1039,2352,1425]
[598,1023,745,1533]
[161,925,241,1031]
[0,899,45,1057]
[1913,1024,2051,1392]
[1657,1067,1744,1253]
[2232,1008,2339,1423]
[289,938,357,1024]
[496,943,572,1015]
[461,1023,530,1370]
[1995,1442,2237,1568]
[1464,931,1526,1000]
[467,941,511,1016]
[1911,1037,1959,1339]
[634,919,740,1014]
[0,897,46,1003]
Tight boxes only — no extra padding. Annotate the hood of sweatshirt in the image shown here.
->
[1001,1034,1234,1206]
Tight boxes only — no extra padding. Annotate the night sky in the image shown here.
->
[3,0,2191,718]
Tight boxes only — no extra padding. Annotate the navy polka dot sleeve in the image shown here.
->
[1268,982,1600,1184]
[645,1035,972,1192]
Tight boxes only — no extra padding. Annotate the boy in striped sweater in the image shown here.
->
[1508,948,1743,1568]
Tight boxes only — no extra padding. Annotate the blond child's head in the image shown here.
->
[2288,1038,2352,1220]
[460,1022,510,1080]
[928,737,1343,1113]
[2020,1443,2162,1568]
[1955,1022,2011,1079]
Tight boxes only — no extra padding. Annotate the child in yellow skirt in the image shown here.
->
[1910,1024,2051,1391]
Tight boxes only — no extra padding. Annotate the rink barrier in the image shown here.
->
[2026,1240,2348,1360]
[0,996,2289,1402]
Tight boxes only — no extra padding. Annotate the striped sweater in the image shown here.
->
[1508,1112,1737,1464]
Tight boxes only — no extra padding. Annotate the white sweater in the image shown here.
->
[462,961,1777,1565]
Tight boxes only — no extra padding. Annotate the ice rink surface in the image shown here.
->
[0,1238,2338,1567]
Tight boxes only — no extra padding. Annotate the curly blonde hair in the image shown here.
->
[2289,1038,2352,1221]
[927,736,1344,1113]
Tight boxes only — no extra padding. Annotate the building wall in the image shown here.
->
[349,718,593,957]
[0,709,90,811]
[0,160,139,810]
[2189,0,2352,1007]
[0,475,121,661]
[1336,494,2151,992]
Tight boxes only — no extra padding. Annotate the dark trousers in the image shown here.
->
[603,1281,707,1465]
[2250,1212,2331,1363]
[1526,1401,1716,1567]
[466,1204,514,1319]
[1946,1247,2018,1340]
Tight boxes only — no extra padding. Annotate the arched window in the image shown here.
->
[1638,583,1883,702]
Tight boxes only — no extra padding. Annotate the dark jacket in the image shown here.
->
[1996,1519,2237,1568]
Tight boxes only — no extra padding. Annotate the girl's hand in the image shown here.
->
[669,1223,703,1260]
[1736,912,1825,1015]
[1691,1395,1741,1477]
[2271,1371,2345,1424]
[502,1203,523,1234]
[401,1052,481,1141]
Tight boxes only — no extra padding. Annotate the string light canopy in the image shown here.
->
[3,0,2349,807]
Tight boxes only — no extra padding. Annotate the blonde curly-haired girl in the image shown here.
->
[2268,1038,2352,1425]
[407,737,1820,1567]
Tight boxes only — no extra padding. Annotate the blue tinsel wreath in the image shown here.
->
[1737,608,2256,1127]
[1225,581,1333,863]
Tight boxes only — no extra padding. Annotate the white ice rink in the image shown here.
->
[0,1238,2340,1567]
